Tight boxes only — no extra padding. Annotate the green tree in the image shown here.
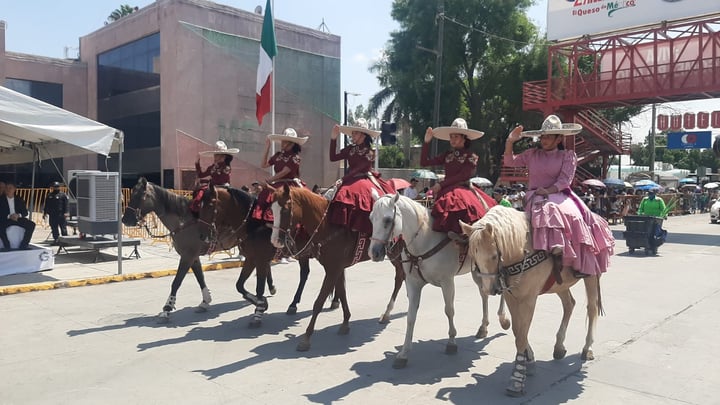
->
[372,0,545,179]
[378,145,405,168]
[107,4,137,24]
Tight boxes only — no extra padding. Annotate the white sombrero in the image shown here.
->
[521,115,583,138]
[432,118,484,141]
[338,118,380,138]
[267,128,309,145]
[199,140,240,156]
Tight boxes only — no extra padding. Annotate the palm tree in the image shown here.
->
[106,5,138,24]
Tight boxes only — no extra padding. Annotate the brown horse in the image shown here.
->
[270,184,406,351]
[197,183,316,325]
[460,206,603,397]
[122,178,216,322]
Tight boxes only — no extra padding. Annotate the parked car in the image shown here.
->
[710,199,720,223]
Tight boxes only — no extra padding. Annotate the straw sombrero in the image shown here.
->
[520,115,583,138]
[199,140,240,156]
[338,118,380,138]
[267,128,309,145]
[432,118,484,141]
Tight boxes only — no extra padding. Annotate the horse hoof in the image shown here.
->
[553,348,567,360]
[195,302,210,313]
[581,349,594,361]
[445,343,458,355]
[329,301,340,310]
[475,327,488,339]
[156,312,170,324]
[378,314,390,324]
[505,387,525,397]
[392,357,408,369]
[296,341,311,352]
[500,318,511,330]
[286,305,298,315]
[269,286,277,296]
[338,325,350,335]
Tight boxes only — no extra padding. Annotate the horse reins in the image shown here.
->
[274,193,332,258]
[204,187,253,254]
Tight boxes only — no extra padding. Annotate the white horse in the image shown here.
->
[460,205,602,397]
[369,193,509,369]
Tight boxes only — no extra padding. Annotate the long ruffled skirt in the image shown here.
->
[525,192,614,276]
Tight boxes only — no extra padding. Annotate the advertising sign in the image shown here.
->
[666,131,712,149]
[547,0,719,41]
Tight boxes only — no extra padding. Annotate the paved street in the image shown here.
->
[1,213,719,404]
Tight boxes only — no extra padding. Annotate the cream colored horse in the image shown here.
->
[460,205,602,397]
[369,193,509,369]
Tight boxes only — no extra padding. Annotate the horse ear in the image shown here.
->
[459,220,475,237]
[371,188,380,202]
[393,193,400,203]
[283,183,291,194]
[139,177,147,186]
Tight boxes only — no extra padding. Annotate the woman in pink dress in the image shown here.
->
[328,118,394,236]
[421,118,496,240]
[503,115,615,277]
[252,128,309,223]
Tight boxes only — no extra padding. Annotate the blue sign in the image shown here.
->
[666,131,712,149]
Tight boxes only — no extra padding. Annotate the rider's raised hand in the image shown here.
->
[331,124,340,140]
[506,126,523,143]
[424,127,434,143]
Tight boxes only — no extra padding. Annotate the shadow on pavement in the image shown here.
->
[612,230,720,247]
[66,301,251,337]
[304,334,504,404]
[194,313,405,380]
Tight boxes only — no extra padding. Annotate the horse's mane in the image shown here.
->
[396,194,430,231]
[289,186,328,209]
[226,186,256,209]
[149,182,191,215]
[472,206,530,263]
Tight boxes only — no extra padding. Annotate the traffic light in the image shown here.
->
[380,121,397,146]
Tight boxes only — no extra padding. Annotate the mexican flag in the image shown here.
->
[255,0,277,126]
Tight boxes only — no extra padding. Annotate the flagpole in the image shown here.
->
[270,0,276,175]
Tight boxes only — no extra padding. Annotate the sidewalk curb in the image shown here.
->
[0,261,242,296]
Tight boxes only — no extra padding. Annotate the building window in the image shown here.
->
[97,33,160,98]
[5,78,63,107]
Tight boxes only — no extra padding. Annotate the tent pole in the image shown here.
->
[29,146,37,221]
[117,132,124,275]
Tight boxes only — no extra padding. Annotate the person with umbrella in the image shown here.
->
[403,178,419,199]
[421,118,496,243]
[504,115,614,279]
[637,190,666,218]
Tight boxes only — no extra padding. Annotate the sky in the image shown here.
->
[1,0,718,144]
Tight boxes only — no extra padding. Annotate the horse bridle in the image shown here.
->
[273,193,331,258]
[202,186,253,253]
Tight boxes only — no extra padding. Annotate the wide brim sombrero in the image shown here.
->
[267,128,309,145]
[338,118,380,138]
[520,115,583,138]
[199,140,240,155]
[432,118,484,141]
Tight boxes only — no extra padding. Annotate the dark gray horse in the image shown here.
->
[122,178,241,322]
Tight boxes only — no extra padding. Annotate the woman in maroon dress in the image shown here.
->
[421,118,496,240]
[195,141,239,186]
[252,128,309,223]
[329,118,395,236]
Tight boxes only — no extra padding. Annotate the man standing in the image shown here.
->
[43,181,69,244]
[0,182,36,250]
[403,178,419,199]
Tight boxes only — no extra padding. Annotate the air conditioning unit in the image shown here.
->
[76,172,119,236]
[66,170,101,218]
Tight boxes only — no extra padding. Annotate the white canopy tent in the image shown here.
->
[0,85,126,274]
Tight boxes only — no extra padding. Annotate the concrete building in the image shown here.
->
[0,0,341,189]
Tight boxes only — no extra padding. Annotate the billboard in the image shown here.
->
[547,0,720,41]
[666,131,712,149]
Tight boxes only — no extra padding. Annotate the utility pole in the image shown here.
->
[432,0,444,156]
[650,103,656,181]
[343,91,360,175]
